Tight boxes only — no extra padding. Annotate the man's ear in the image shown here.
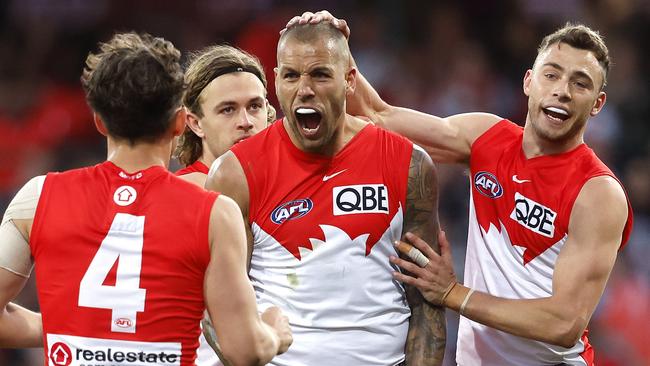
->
[590,91,607,117]
[172,107,187,137]
[345,67,357,95]
[93,113,108,136]
[185,109,205,138]
[523,69,533,96]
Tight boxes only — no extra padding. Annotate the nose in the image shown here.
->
[236,109,254,131]
[296,75,315,101]
[553,81,571,102]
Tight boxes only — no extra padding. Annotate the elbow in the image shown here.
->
[219,347,263,366]
[219,331,277,366]
[546,318,587,348]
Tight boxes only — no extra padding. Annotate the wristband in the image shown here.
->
[459,288,475,315]
[440,281,457,305]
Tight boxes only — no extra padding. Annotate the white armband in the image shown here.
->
[0,220,32,277]
[0,175,44,277]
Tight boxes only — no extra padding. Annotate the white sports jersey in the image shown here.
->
[231,121,414,366]
[458,120,633,366]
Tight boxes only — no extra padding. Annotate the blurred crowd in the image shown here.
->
[0,1,647,365]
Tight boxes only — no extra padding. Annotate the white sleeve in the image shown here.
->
[0,176,45,277]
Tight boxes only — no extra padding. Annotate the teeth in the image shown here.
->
[546,107,568,116]
[296,108,317,114]
[302,127,318,133]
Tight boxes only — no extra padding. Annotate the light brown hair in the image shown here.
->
[175,45,274,166]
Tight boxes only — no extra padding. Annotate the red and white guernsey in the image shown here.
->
[231,120,413,366]
[458,120,633,366]
[31,161,218,366]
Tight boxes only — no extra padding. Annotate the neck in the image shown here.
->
[106,137,172,173]
[199,143,217,170]
[522,117,585,159]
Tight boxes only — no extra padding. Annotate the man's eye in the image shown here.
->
[284,72,299,79]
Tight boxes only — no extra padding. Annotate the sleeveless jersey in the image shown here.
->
[175,160,209,176]
[31,161,218,366]
[458,120,634,366]
[231,120,413,366]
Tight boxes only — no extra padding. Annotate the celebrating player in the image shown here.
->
[206,21,446,366]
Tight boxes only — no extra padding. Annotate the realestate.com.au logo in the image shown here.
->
[50,342,72,366]
[49,341,181,365]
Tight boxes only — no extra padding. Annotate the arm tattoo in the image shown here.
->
[402,146,446,366]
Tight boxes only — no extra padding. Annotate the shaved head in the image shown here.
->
[278,23,350,66]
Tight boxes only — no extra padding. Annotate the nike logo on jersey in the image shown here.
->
[512,175,531,184]
[323,169,347,182]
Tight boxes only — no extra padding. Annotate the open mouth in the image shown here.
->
[295,107,322,137]
[542,106,570,122]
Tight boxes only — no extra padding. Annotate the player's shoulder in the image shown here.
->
[365,120,413,147]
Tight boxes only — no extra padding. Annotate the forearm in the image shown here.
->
[446,284,584,348]
[405,287,446,366]
[0,302,42,347]
[347,67,392,123]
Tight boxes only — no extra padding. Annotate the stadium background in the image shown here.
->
[0,0,647,365]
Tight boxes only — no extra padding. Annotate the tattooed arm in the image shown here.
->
[401,145,445,366]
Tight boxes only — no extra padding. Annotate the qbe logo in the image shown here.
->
[333,184,388,216]
[49,342,72,366]
[510,192,557,238]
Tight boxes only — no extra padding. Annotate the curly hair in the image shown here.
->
[81,32,184,145]
[175,44,273,166]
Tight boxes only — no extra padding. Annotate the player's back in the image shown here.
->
[30,161,217,366]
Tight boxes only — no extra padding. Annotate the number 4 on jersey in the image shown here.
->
[78,213,147,333]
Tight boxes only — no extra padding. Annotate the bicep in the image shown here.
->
[402,145,439,248]
[205,152,254,261]
[384,110,501,164]
[552,177,628,322]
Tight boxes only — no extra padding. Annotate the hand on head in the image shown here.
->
[391,231,458,306]
[282,10,350,39]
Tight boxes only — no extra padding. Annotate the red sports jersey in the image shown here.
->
[458,120,633,366]
[175,160,209,176]
[231,120,414,366]
[30,161,218,366]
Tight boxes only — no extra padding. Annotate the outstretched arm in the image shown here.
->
[204,195,292,366]
[400,146,445,366]
[393,176,629,347]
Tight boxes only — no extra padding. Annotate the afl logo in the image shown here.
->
[271,199,313,224]
[49,342,72,366]
[474,171,503,198]
[115,317,133,328]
